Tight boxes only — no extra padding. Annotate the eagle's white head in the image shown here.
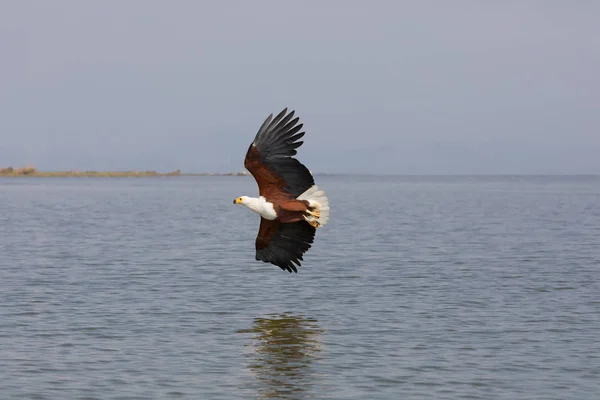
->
[233,196,277,220]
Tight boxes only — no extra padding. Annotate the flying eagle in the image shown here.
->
[234,108,330,273]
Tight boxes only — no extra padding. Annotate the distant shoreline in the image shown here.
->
[0,167,252,177]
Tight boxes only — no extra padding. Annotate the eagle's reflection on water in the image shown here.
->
[237,312,324,399]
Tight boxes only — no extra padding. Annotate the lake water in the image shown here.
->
[1,175,599,399]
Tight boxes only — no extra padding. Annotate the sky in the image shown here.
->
[1,1,599,175]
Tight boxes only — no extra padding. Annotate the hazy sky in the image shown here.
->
[1,1,598,174]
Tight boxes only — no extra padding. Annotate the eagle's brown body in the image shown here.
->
[244,145,311,222]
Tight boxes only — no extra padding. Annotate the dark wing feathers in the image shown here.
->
[255,219,316,273]
[245,108,315,198]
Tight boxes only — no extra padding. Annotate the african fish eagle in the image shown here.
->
[233,108,330,273]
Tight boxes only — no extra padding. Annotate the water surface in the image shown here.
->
[1,176,599,399]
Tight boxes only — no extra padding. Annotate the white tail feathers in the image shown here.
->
[297,185,330,227]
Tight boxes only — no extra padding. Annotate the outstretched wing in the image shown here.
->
[244,108,315,198]
[255,218,316,273]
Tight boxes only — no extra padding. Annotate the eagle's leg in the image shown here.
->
[303,212,321,228]
[306,209,321,219]
[306,219,320,228]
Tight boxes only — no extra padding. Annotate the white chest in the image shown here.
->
[244,196,277,220]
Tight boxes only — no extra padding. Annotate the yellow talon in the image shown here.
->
[308,210,321,219]
[308,220,320,228]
